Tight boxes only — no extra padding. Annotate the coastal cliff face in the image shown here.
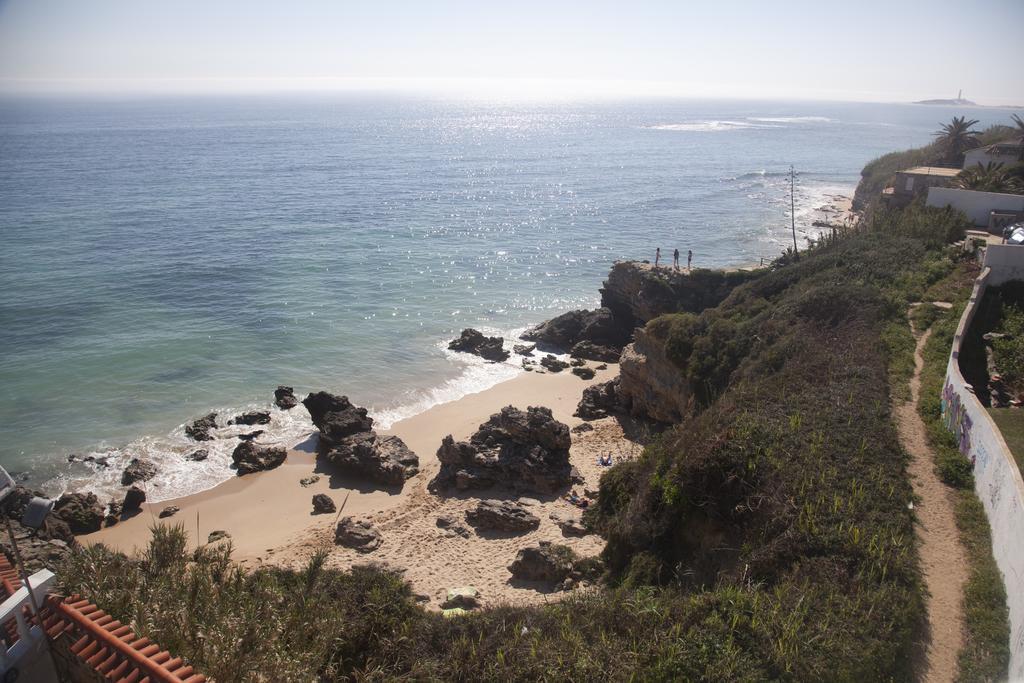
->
[599,261,752,331]
[618,327,692,423]
[588,262,750,423]
[524,261,753,369]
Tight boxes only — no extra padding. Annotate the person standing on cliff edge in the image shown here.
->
[687,249,693,272]
[654,247,661,268]
[673,248,680,270]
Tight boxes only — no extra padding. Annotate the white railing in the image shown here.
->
[0,569,56,674]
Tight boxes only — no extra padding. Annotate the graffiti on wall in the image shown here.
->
[942,381,973,456]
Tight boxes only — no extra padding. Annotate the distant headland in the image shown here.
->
[913,89,977,106]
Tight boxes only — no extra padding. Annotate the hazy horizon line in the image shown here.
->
[1,77,1021,108]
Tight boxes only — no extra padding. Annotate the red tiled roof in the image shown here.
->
[0,553,204,683]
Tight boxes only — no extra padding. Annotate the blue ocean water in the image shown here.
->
[1,94,1018,500]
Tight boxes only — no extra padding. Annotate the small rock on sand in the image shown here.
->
[311,494,336,514]
[441,586,480,610]
[335,517,382,553]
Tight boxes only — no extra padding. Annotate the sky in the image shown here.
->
[0,0,1021,104]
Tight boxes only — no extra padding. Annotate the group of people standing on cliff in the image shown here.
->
[655,247,692,272]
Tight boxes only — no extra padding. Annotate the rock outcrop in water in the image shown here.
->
[303,392,374,441]
[120,458,158,486]
[431,406,572,494]
[185,412,218,441]
[448,328,510,362]
[229,411,271,426]
[274,385,299,410]
[303,391,419,486]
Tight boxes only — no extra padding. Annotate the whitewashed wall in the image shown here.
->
[987,245,1024,286]
[964,148,1024,169]
[942,266,1024,681]
[927,187,1024,227]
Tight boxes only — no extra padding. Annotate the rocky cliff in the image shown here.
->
[617,326,694,423]
[600,261,752,330]
[524,261,753,364]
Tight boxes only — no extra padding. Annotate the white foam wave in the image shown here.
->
[647,120,776,132]
[748,116,835,124]
[373,325,536,429]
[43,325,565,504]
[46,403,317,504]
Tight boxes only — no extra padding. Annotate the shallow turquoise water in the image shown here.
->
[0,94,1016,499]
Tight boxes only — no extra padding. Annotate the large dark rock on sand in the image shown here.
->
[229,411,271,426]
[550,509,589,537]
[571,366,595,380]
[274,386,299,410]
[304,391,418,487]
[508,541,575,583]
[311,494,336,515]
[570,340,621,363]
[465,499,540,533]
[120,458,158,486]
[574,378,623,421]
[539,355,570,373]
[335,517,381,552]
[52,492,105,535]
[303,392,374,442]
[431,406,572,494]
[185,413,218,441]
[522,307,626,351]
[231,441,287,475]
[448,328,510,362]
[320,432,419,486]
[122,486,146,514]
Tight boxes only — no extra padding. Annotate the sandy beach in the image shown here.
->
[83,361,638,608]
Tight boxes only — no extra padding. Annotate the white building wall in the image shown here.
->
[986,245,1024,285]
[927,187,1024,227]
[964,147,1023,169]
[942,266,1024,681]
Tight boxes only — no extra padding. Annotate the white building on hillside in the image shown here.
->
[927,186,1024,231]
[963,139,1024,169]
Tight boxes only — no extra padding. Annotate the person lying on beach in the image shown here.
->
[599,453,613,467]
[564,489,590,508]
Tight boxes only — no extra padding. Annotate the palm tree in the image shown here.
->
[1012,113,1024,135]
[934,116,981,166]
[957,162,1023,193]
